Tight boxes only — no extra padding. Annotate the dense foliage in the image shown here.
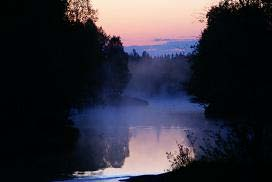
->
[189,0,272,120]
[1,0,130,180]
[187,0,272,170]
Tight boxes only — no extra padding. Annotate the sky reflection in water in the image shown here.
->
[60,95,223,181]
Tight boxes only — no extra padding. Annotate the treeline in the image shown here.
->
[188,0,272,163]
[129,49,187,62]
[127,50,190,96]
[189,0,271,119]
[1,0,129,180]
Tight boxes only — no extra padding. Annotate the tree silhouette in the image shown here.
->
[1,0,130,180]
[102,36,131,97]
[66,0,98,23]
[188,0,272,165]
[189,0,271,119]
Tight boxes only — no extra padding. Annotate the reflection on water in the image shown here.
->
[57,95,223,181]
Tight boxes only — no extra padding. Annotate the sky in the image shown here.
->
[92,0,220,46]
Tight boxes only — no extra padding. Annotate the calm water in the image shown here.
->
[56,94,224,182]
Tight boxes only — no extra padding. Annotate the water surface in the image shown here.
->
[57,94,223,182]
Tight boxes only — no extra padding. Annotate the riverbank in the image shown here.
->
[124,161,269,182]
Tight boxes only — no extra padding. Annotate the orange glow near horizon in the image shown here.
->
[92,0,220,46]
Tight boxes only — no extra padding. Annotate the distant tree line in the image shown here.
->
[129,49,187,62]
[1,0,130,180]
[127,50,190,96]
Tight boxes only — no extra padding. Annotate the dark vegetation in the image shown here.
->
[125,162,261,182]
[189,0,272,120]
[188,0,272,167]
[1,0,130,181]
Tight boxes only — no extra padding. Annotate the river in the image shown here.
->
[54,92,225,182]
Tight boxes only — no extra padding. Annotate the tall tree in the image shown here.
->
[66,0,98,23]
[188,0,272,164]
[1,0,130,180]
[189,0,271,119]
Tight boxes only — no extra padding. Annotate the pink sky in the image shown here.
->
[92,0,220,46]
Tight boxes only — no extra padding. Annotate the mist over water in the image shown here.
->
[60,59,225,181]
[125,57,190,98]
